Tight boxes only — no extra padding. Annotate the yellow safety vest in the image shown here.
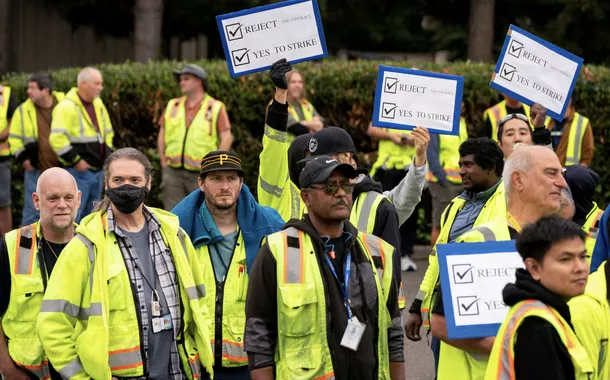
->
[163,94,225,171]
[0,85,12,157]
[582,204,604,262]
[485,299,594,380]
[427,118,469,184]
[419,182,506,330]
[370,129,416,177]
[286,99,315,144]
[562,113,590,166]
[569,261,610,380]
[197,232,249,368]
[266,227,394,380]
[37,209,213,379]
[9,92,65,161]
[2,222,51,379]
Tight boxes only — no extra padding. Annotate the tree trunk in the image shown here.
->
[134,0,164,62]
[467,0,495,62]
[0,0,12,74]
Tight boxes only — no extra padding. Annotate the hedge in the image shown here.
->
[3,60,610,228]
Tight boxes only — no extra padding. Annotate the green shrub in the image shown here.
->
[3,60,610,228]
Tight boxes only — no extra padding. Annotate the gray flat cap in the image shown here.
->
[174,64,208,81]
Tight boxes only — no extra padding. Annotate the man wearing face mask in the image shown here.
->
[37,148,213,380]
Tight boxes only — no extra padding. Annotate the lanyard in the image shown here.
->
[323,251,353,319]
[506,212,522,233]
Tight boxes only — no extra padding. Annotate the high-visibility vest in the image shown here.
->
[427,118,469,184]
[9,93,65,163]
[0,85,12,157]
[286,99,315,144]
[266,227,394,379]
[37,209,213,379]
[555,112,590,166]
[163,94,225,171]
[583,203,605,261]
[370,129,416,177]
[197,232,249,368]
[2,222,51,379]
[485,299,594,380]
[420,182,506,330]
[49,87,114,167]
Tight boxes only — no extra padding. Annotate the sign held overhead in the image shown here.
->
[216,0,328,77]
[490,25,583,120]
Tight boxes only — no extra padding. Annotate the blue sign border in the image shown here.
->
[437,240,518,340]
[372,65,464,135]
[490,24,584,121]
[216,0,328,78]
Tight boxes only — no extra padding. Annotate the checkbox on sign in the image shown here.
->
[508,39,524,59]
[452,264,474,284]
[381,102,397,119]
[226,23,244,41]
[384,77,399,94]
[457,296,480,316]
[500,63,517,82]
[231,48,250,67]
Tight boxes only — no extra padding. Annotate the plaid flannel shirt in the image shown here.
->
[107,206,184,379]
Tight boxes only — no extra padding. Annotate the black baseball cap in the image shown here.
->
[174,64,209,89]
[299,155,358,189]
[308,127,356,156]
[199,151,244,177]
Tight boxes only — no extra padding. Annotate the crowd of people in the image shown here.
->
[0,56,607,380]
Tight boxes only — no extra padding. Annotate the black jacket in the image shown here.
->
[244,216,404,379]
[502,269,576,380]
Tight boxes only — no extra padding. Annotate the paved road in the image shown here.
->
[402,246,435,380]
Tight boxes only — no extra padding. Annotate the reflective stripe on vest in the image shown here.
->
[58,356,85,379]
[189,352,201,379]
[221,340,247,363]
[14,224,37,274]
[565,113,587,166]
[354,191,385,233]
[467,226,496,242]
[360,233,385,285]
[108,347,143,371]
[282,227,304,284]
[16,360,50,379]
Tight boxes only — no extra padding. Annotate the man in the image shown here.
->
[430,145,568,380]
[485,216,593,380]
[406,137,505,375]
[497,102,552,158]
[483,93,531,141]
[171,151,284,379]
[37,148,213,380]
[245,155,405,380]
[547,98,594,166]
[426,106,469,245]
[0,168,80,380]
[284,69,324,142]
[50,67,114,223]
[9,73,65,226]
[0,83,19,234]
[158,64,233,211]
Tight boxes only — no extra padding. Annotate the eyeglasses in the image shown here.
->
[308,183,355,195]
[498,113,529,127]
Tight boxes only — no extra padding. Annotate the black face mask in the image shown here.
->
[107,184,149,215]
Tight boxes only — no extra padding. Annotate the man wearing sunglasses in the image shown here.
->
[496,102,552,159]
[246,155,405,380]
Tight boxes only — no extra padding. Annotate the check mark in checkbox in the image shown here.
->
[452,264,474,284]
[508,40,523,59]
[381,102,397,119]
[457,296,480,316]
[384,77,399,94]
[232,48,250,67]
[226,23,243,41]
[500,63,517,82]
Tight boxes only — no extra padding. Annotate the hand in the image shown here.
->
[23,159,35,172]
[74,159,90,172]
[529,103,547,128]
[311,116,324,132]
[268,58,292,90]
[390,134,410,146]
[405,313,423,341]
[412,126,430,166]
[160,157,168,168]
[1,365,30,380]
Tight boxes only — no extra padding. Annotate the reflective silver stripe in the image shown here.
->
[75,234,95,294]
[259,178,283,199]
[290,184,301,219]
[264,125,287,143]
[71,136,100,143]
[16,225,34,274]
[363,234,384,281]
[186,286,198,300]
[567,115,585,165]
[40,299,102,319]
[284,227,302,284]
[13,148,25,157]
[108,348,143,370]
[590,228,599,240]
[56,145,72,156]
[189,356,201,378]
[469,226,496,242]
[80,302,103,319]
[177,229,190,263]
[415,289,427,301]
[50,127,70,136]
[196,284,206,297]
[357,192,381,231]
[58,356,85,378]
[222,340,247,361]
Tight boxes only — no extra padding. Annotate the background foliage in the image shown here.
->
[3,59,610,228]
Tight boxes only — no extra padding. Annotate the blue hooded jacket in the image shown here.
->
[591,207,610,273]
[171,184,285,272]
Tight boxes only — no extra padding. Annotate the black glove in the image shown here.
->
[269,58,292,90]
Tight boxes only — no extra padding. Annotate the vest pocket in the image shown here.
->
[9,276,44,322]
[282,345,324,379]
[107,263,126,311]
[278,285,317,337]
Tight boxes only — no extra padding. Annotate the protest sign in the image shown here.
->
[372,66,464,135]
[490,25,583,120]
[216,0,327,77]
[437,241,525,339]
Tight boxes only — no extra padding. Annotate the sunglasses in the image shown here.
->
[308,183,355,195]
[498,113,529,127]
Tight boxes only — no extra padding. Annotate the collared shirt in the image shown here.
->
[448,180,502,242]
[107,206,183,379]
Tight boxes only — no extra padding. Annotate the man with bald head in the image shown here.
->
[430,145,569,380]
[0,168,80,379]
[50,66,114,222]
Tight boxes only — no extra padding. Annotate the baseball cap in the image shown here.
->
[299,155,358,189]
[174,64,209,89]
[199,151,244,177]
[308,127,356,156]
